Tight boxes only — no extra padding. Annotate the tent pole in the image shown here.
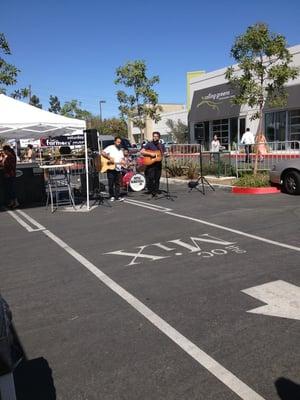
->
[84,130,90,210]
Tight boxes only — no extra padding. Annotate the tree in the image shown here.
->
[10,87,30,100]
[0,33,20,93]
[115,60,161,140]
[90,117,128,137]
[166,119,189,143]
[225,23,299,172]
[29,94,43,109]
[60,99,92,120]
[48,95,61,114]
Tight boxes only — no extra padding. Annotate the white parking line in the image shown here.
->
[124,200,300,253]
[6,210,43,232]
[166,211,300,252]
[125,198,172,212]
[15,209,45,230]
[7,209,266,400]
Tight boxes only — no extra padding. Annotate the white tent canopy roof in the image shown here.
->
[0,94,85,129]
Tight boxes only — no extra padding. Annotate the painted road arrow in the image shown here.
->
[242,280,300,321]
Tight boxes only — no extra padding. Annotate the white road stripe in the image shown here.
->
[125,198,172,210]
[41,224,264,400]
[6,210,36,232]
[124,199,171,212]
[16,209,45,230]
[124,200,300,252]
[166,211,300,252]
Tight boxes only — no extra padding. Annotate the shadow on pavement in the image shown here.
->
[14,357,56,400]
[275,377,300,400]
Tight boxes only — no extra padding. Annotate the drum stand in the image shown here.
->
[91,172,111,207]
[157,156,177,201]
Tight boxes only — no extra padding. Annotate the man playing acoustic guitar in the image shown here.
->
[101,136,125,202]
[141,131,166,199]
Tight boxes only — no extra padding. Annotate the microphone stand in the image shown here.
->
[157,155,177,201]
[188,140,215,195]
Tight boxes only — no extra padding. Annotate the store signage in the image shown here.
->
[42,135,85,147]
[104,233,246,266]
[19,139,41,148]
[189,83,241,121]
[197,89,235,111]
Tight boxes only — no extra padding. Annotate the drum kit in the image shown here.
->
[121,156,146,192]
[93,153,147,193]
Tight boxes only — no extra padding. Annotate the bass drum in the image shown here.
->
[122,171,134,188]
[129,173,146,192]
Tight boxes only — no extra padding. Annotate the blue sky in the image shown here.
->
[1,0,300,118]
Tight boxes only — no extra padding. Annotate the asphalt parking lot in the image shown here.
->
[0,184,299,400]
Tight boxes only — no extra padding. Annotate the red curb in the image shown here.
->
[232,186,281,194]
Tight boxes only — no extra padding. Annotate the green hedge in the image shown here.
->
[235,172,270,187]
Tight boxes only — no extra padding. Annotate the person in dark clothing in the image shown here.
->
[141,132,166,199]
[0,145,19,208]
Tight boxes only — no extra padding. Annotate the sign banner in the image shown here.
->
[41,135,85,147]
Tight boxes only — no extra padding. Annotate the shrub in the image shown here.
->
[186,162,199,179]
[165,160,186,177]
[235,172,270,187]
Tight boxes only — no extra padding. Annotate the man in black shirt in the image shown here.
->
[141,132,166,198]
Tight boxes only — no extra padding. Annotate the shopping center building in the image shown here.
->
[128,103,187,143]
[188,45,300,150]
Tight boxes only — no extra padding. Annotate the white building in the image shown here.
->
[153,107,187,142]
[128,103,187,143]
[188,45,300,149]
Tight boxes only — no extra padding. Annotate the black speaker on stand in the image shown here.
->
[84,129,99,152]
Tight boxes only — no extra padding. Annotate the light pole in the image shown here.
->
[99,100,106,129]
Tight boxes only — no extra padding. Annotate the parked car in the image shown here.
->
[269,159,300,195]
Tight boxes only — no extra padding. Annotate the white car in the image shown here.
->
[269,159,300,195]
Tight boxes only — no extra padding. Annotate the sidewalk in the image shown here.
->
[161,175,237,188]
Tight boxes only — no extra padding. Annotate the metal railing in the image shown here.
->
[168,144,233,177]
[235,141,300,176]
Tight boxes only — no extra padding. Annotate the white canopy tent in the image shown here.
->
[0,94,93,210]
[0,94,85,130]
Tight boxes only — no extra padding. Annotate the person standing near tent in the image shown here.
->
[25,144,36,162]
[0,145,19,209]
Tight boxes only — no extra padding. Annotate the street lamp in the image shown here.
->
[99,100,106,137]
[99,100,106,123]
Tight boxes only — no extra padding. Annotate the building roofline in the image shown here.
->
[190,44,300,85]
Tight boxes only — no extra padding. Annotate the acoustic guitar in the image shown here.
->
[142,150,163,166]
[98,156,116,173]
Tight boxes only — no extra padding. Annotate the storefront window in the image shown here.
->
[230,117,238,149]
[288,109,300,143]
[212,119,229,149]
[265,111,286,142]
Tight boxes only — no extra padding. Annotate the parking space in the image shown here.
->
[0,185,299,400]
